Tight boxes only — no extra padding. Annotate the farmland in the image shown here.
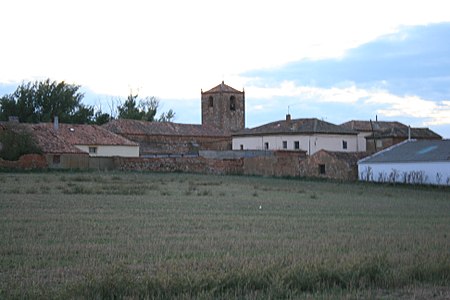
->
[0,171,449,299]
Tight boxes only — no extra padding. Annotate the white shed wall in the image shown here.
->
[75,145,140,157]
[233,134,358,155]
[358,161,450,185]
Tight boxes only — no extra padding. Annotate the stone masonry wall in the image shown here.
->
[0,154,48,170]
[114,156,244,175]
[123,134,231,155]
[298,151,359,181]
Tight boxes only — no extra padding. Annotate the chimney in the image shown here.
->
[54,116,59,131]
[408,125,411,140]
[286,114,291,121]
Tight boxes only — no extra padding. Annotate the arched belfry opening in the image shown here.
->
[201,81,245,132]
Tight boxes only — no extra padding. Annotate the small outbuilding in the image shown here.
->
[358,139,450,185]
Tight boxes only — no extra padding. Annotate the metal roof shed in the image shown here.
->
[358,140,450,185]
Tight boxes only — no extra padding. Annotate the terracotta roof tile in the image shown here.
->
[103,119,229,137]
[3,122,137,154]
[202,81,243,94]
[233,118,357,136]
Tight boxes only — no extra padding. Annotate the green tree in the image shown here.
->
[158,109,176,122]
[117,94,159,121]
[0,126,42,161]
[93,111,111,125]
[0,79,94,124]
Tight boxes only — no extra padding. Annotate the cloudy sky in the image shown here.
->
[1,0,450,137]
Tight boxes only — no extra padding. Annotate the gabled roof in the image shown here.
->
[359,139,450,164]
[341,120,406,132]
[2,122,138,154]
[32,123,138,146]
[316,150,369,164]
[233,118,357,136]
[103,119,229,137]
[202,81,243,94]
[341,120,441,139]
[366,127,442,140]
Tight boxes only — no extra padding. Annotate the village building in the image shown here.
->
[201,81,245,133]
[103,119,230,156]
[232,115,359,155]
[358,139,450,185]
[299,150,368,181]
[1,121,139,169]
[341,120,441,153]
[104,81,245,156]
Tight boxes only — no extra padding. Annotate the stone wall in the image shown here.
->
[243,151,307,177]
[114,156,243,175]
[114,150,306,178]
[298,150,366,181]
[123,134,231,155]
[0,154,48,170]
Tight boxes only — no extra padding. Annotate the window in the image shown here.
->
[53,155,61,165]
[230,96,236,111]
[282,141,287,149]
[208,96,213,107]
[294,141,300,150]
[89,147,97,154]
[240,144,244,150]
[342,140,348,150]
[319,164,326,174]
[264,142,269,150]
[376,140,383,148]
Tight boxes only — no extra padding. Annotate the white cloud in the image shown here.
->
[245,81,450,126]
[1,0,450,99]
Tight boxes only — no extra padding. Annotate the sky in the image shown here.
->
[1,0,450,137]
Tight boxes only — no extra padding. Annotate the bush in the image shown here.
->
[0,127,41,161]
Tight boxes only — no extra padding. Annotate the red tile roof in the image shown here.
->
[341,120,441,139]
[233,118,357,136]
[103,119,229,137]
[202,81,244,94]
[3,122,137,154]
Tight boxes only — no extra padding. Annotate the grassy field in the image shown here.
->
[0,171,449,299]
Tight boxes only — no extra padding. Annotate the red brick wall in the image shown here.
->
[0,154,48,170]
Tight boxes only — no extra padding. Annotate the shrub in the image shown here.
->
[0,127,41,161]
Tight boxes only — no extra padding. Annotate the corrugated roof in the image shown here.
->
[359,139,450,163]
[202,81,243,94]
[103,119,229,137]
[233,118,357,136]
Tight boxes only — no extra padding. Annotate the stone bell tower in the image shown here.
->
[201,81,245,132]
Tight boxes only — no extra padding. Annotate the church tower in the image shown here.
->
[201,81,245,132]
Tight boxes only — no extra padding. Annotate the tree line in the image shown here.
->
[0,79,175,125]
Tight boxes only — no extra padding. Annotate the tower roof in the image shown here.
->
[202,81,243,94]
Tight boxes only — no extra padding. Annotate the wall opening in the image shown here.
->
[89,147,98,154]
[282,141,287,149]
[294,141,300,150]
[208,96,213,107]
[342,140,348,150]
[230,96,236,111]
[319,164,326,175]
[264,142,269,150]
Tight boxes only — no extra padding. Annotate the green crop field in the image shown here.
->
[0,171,449,299]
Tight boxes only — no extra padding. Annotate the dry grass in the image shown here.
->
[0,171,449,299]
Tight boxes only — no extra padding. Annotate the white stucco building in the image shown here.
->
[358,139,450,185]
[232,116,359,155]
